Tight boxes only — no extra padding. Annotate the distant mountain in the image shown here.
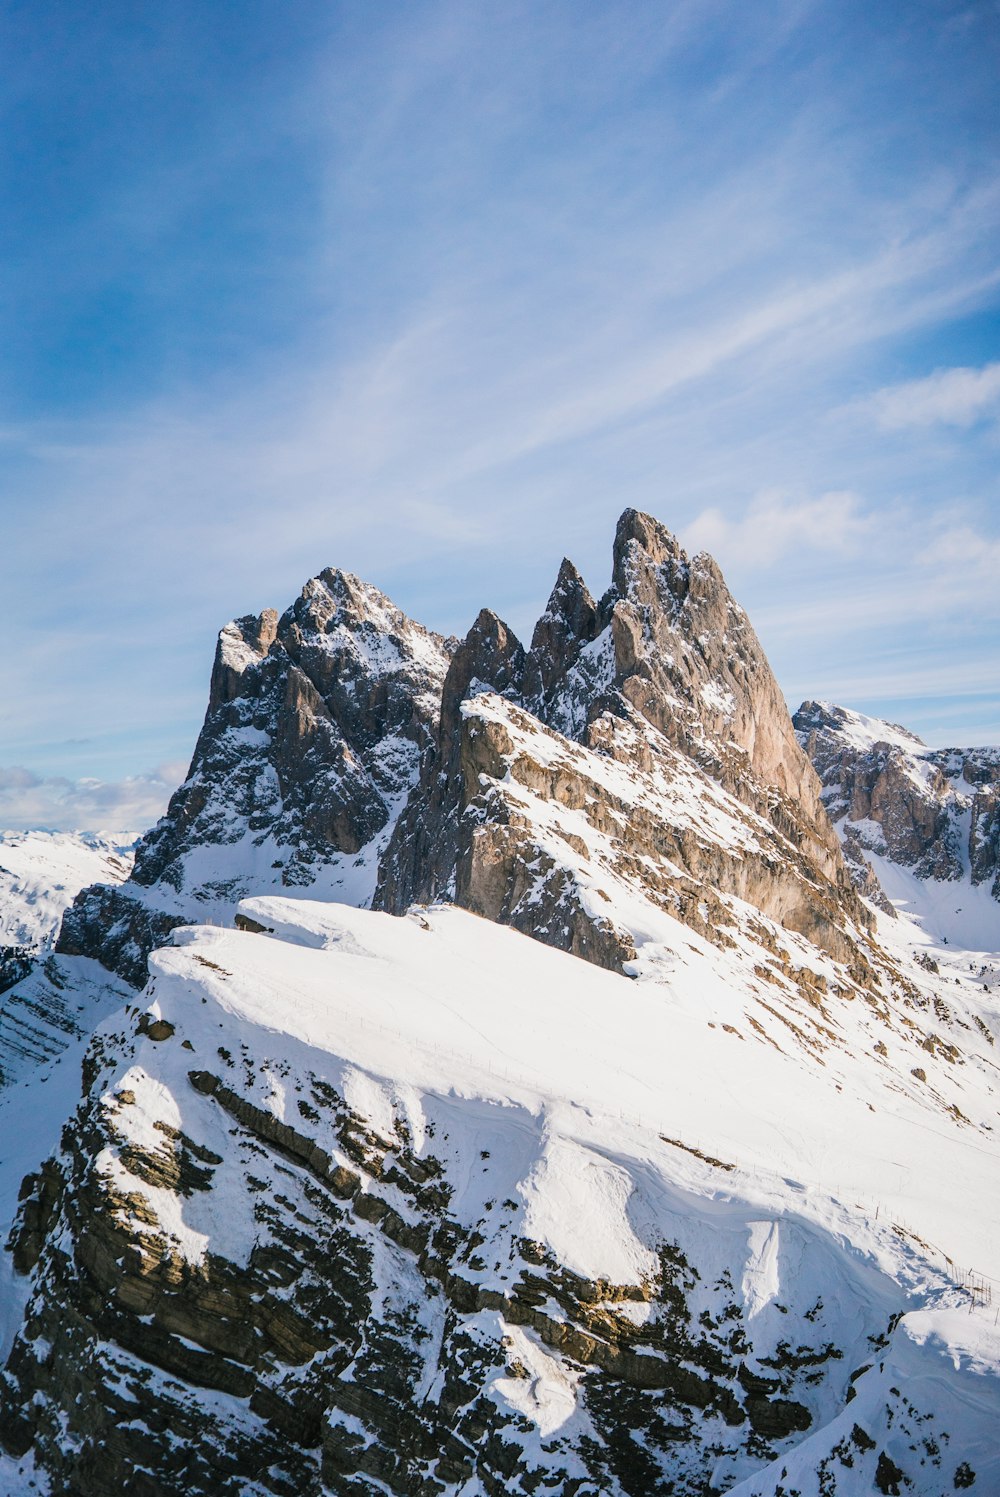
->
[0,514,997,1497]
[0,829,134,957]
[795,700,1000,944]
[0,832,134,1083]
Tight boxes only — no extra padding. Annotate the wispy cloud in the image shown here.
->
[866,362,1000,430]
[747,506,1000,638]
[685,489,873,568]
[1,0,999,808]
[915,516,1000,576]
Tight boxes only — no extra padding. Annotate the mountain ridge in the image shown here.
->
[56,511,871,991]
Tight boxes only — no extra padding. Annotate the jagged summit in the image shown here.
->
[523,556,599,709]
[438,607,525,745]
[53,509,877,989]
[136,565,455,891]
[375,512,874,974]
[57,569,454,984]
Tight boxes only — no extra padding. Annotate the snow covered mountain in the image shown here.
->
[0,830,134,962]
[795,701,1000,945]
[0,831,135,1085]
[58,512,869,990]
[0,512,997,1496]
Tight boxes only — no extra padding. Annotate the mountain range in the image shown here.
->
[0,510,996,1497]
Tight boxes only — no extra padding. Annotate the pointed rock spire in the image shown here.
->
[524,557,599,707]
[611,507,689,600]
[439,609,525,745]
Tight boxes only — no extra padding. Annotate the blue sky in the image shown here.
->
[1,0,998,830]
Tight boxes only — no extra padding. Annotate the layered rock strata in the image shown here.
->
[0,926,893,1497]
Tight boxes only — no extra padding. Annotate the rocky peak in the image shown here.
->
[439,608,525,747]
[61,571,454,985]
[539,512,841,884]
[607,513,807,791]
[373,609,526,915]
[523,558,599,710]
[610,505,691,616]
[54,512,868,994]
[378,509,869,966]
[282,567,443,674]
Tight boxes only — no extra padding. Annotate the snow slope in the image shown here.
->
[3,892,996,1494]
[177,897,1000,1288]
[0,830,135,953]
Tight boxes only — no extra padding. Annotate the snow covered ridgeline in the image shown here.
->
[2,898,997,1496]
[1,509,998,1494]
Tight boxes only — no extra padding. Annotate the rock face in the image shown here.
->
[136,572,453,894]
[56,571,454,985]
[795,701,1000,902]
[0,1027,836,1497]
[377,510,868,970]
[571,511,835,840]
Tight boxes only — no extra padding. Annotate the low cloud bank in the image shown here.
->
[0,762,185,834]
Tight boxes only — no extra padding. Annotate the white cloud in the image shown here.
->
[684,489,873,568]
[0,762,185,834]
[915,519,1000,574]
[867,361,1000,429]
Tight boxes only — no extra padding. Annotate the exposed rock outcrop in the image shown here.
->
[378,511,869,970]
[375,608,527,914]
[55,572,454,987]
[136,571,453,893]
[795,701,1000,902]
